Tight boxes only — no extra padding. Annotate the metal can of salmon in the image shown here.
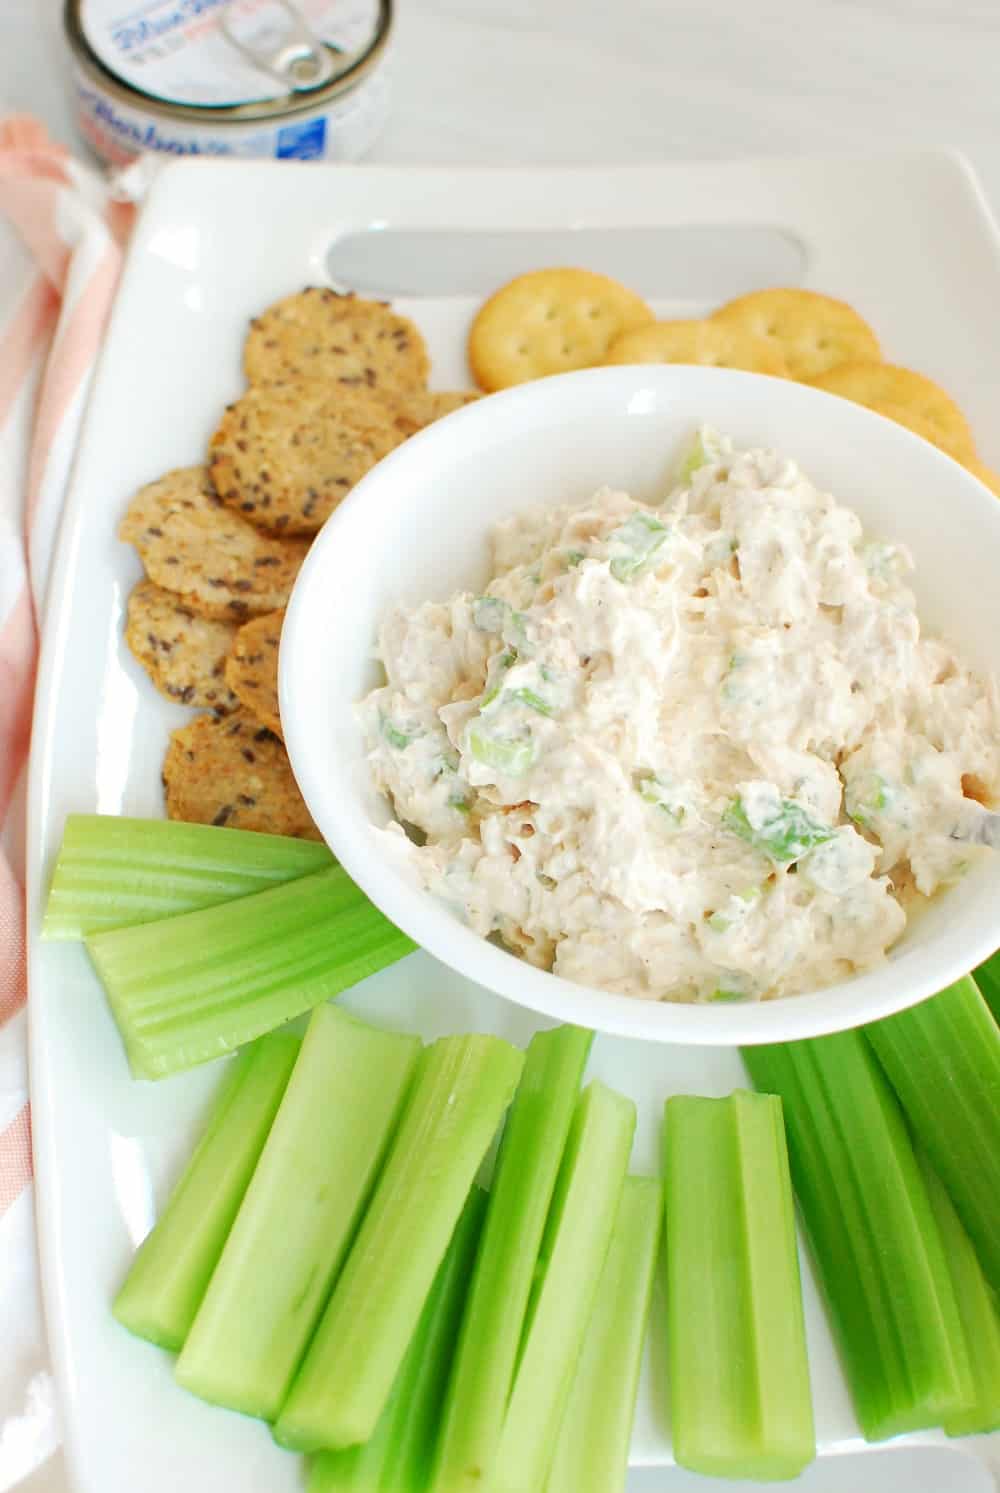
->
[64,0,393,168]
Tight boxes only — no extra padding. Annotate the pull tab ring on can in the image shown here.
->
[66,0,392,168]
[219,0,341,94]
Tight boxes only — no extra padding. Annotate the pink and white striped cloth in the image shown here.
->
[0,116,133,1492]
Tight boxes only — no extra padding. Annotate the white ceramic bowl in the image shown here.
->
[281,365,1000,1045]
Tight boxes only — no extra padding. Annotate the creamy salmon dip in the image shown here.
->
[358,429,1000,1003]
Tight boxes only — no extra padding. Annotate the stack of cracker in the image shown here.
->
[119,288,477,838]
[468,272,997,492]
[120,273,997,842]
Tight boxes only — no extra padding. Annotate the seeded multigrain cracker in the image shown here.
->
[244,288,429,393]
[603,319,787,376]
[468,268,654,391]
[210,382,405,536]
[119,466,310,620]
[163,708,320,839]
[711,289,880,380]
[808,362,976,462]
[225,610,284,737]
[378,389,481,438]
[125,579,239,711]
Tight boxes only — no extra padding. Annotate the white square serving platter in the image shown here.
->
[27,152,1000,1493]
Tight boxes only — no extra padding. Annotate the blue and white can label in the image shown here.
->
[69,0,390,166]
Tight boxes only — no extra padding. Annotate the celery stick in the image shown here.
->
[309,1187,487,1493]
[973,946,1000,1023]
[43,814,333,939]
[744,1032,972,1440]
[915,1146,1000,1437]
[85,866,415,1079]
[545,1175,662,1493]
[275,1034,524,1452]
[664,1091,815,1481]
[175,1006,421,1419]
[113,1032,299,1350]
[490,1080,636,1493]
[866,976,1000,1290]
[431,1024,593,1493]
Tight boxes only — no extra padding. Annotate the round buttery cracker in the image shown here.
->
[119,466,310,621]
[865,401,958,453]
[468,268,654,391]
[711,289,880,380]
[125,579,239,711]
[225,609,284,738]
[244,288,429,393]
[210,382,405,536]
[163,708,320,839]
[808,362,976,461]
[378,389,481,437]
[603,319,787,376]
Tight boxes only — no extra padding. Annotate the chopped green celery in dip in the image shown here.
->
[707,888,760,933]
[480,650,517,708]
[470,595,532,650]
[720,653,755,704]
[709,988,748,1002]
[719,653,776,712]
[433,749,460,778]
[676,429,721,485]
[503,610,531,652]
[448,793,471,813]
[608,513,669,582]
[507,687,555,717]
[483,660,559,719]
[846,772,896,828]
[724,795,834,865]
[468,727,536,776]
[636,773,686,825]
[565,549,587,568]
[380,715,417,751]
[472,596,510,633]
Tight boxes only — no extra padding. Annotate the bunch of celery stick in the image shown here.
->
[45,816,663,1490]
[44,815,1000,1486]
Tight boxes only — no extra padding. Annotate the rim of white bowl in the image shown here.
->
[280,364,1000,1045]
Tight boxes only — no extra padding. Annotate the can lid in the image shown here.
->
[79,0,382,108]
